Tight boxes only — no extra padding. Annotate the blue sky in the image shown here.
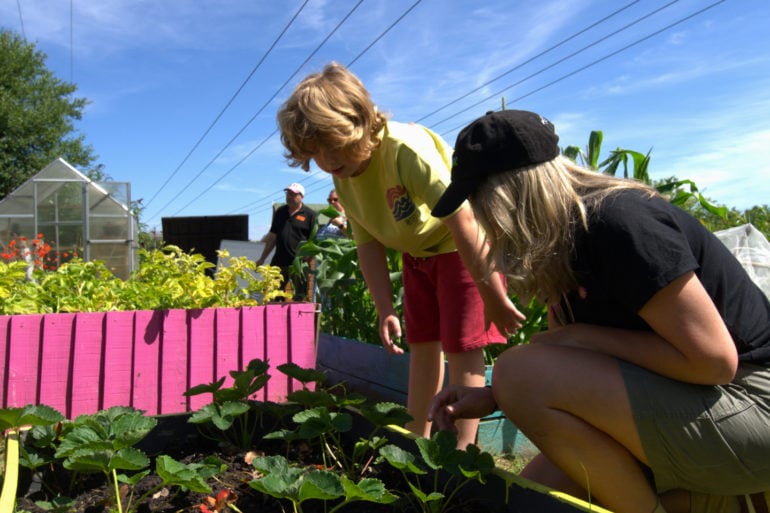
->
[2,0,769,240]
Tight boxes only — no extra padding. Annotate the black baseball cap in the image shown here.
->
[432,110,560,217]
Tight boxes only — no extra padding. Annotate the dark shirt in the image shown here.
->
[268,204,316,267]
[561,190,770,364]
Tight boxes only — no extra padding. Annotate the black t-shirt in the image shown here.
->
[561,190,770,364]
[268,204,316,267]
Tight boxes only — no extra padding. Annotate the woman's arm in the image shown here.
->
[535,272,738,385]
[442,205,525,335]
[356,239,404,354]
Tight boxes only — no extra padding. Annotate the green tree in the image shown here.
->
[0,30,97,198]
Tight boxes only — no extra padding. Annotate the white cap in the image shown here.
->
[284,182,305,196]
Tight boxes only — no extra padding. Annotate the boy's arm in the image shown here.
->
[442,205,525,335]
[356,239,404,354]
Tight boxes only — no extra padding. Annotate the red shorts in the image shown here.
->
[402,251,505,353]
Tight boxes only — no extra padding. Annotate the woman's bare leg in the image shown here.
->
[494,343,658,513]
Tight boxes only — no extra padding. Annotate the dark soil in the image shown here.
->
[12,415,484,513]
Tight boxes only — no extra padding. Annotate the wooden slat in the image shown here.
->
[0,314,9,405]
[38,313,75,416]
[70,312,105,418]
[132,310,161,415]
[102,311,135,411]
[214,308,241,388]
[240,306,266,401]
[160,309,189,414]
[188,308,216,410]
[265,304,290,401]
[5,315,43,408]
[288,303,317,392]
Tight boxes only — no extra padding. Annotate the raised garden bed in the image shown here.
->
[0,304,316,417]
[9,402,607,513]
[315,333,539,458]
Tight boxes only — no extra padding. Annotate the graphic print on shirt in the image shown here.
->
[387,185,416,222]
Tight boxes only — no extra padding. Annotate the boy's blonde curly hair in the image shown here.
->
[277,62,390,171]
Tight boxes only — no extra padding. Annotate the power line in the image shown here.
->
[428,0,682,131]
[15,0,25,39]
[243,0,728,226]
[195,0,422,215]
[347,0,423,67]
[143,0,311,210]
[437,0,727,138]
[162,1,367,218]
[151,0,726,231]
[69,0,74,82]
[225,0,680,221]
[415,0,642,124]
[157,0,366,219]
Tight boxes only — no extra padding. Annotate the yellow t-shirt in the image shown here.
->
[333,121,459,257]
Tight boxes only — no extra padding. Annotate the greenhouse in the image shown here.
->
[0,158,138,279]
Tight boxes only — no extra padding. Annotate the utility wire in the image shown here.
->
[160,0,366,218]
[242,0,728,224]
[143,0,310,210]
[428,0,682,131]
[15,0,25,39]
[153,0,725,228]
[216,0,426,218]
[221,0,668,219]
[415,0,642,124]
[347,0,423,67]
[437,0,727,138]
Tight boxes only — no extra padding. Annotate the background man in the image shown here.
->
[256,182,316,300]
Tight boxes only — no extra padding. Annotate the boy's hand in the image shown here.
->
[379,313,404,354]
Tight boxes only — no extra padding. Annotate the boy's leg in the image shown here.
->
[405,341,444,438]
[445,347,486,449]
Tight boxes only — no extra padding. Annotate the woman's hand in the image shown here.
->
[427,384,497,433]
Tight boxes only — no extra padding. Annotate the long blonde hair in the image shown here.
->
[471,156,657,304]
[277,62,389,171]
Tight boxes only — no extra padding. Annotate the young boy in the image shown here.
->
[276,62,524,448]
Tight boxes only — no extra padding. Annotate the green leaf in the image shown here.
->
[155,455,213,493]
[0,404,64,431]
[358,402,412,427]
[340,476,399,504]
[378,444,426,475]
[298,470,344,501]
[277,362,328,385]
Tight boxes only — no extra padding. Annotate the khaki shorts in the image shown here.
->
[620,361,770,495]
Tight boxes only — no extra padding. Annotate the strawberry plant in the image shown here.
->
[185,359,273,450]
[53,406,219,513]
[378,430,496,513]
[249,454,398,513]
[0,404,64,513]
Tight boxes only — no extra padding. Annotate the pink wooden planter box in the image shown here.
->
[0,303,316,418]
